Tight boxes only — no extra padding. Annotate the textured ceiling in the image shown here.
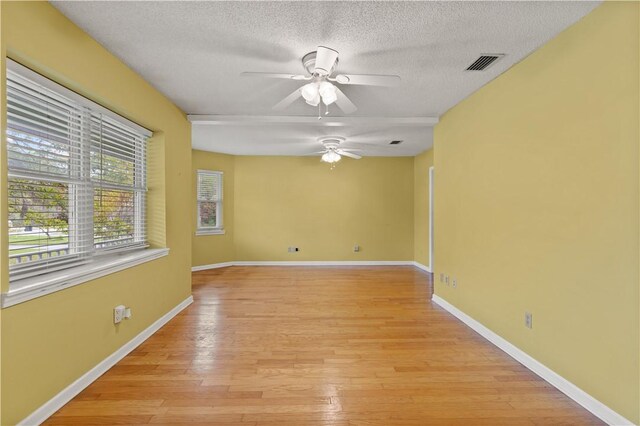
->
[52,1,600,156]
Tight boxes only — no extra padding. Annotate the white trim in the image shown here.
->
[191,261,437,272]
[191,262,234,272]
[191,260,421,272]
[17,295,193,426]
[431,295,635,426]
[233,260,414,267]
[188,115,439,127]
[2,248,170,308]
[195,229,226,236]
[413,261,432,273]
[197,169,224,175]
[428,166,434,271]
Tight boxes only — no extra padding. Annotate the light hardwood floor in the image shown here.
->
[45,266,603,425]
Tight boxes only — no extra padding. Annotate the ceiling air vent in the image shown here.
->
[466,54,504,71]
[390,140,403,145]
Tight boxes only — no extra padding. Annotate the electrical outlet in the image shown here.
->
[354,244,360,252]
[114,305,126,324]
[439,273,444,283]
[525,312,533,329]
[452,278,457,288]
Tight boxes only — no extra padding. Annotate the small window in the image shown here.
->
[196,170,223,235]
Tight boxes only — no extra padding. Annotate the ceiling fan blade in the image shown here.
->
[334,74,401,87]
[337,150,362,160]
[314,46,339,75]
[273,88,302,111]
[334,87,357,114]
[337,148,362,152]
[242,72,310,81]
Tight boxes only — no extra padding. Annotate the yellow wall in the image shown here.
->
[433,2,639,423]
[232,156,414,261]
[191,153,418,265]
[1,2,192,424]
[192,150,236,266]
[413,149,433,267]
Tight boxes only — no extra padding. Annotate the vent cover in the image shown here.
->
[466,54,504,71]
[390,140,403,145]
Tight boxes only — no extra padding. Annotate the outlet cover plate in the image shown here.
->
[525,312,533,329]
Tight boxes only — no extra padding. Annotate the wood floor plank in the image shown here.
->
[44,415,154,425]
[43,266,603,425]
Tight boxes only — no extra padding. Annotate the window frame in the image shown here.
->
[195,170,224,235]
[3,59,165,307]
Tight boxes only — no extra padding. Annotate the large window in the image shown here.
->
[196,170,223,235]
[6,60,150,282]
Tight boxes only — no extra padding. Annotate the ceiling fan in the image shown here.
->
[241,46,400,117]
[314,136,362,164]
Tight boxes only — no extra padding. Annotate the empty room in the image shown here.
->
[0,1,638,425]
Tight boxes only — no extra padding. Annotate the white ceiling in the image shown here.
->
[191,116,437,156]
[52,1,599,156]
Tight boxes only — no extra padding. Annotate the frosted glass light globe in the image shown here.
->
[321,151,341,163]
[318,82,337,105]
[305,93,321,106]
[300,83,319,102]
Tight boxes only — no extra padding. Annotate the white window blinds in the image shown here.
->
[90,114,147,252]
[6,60,150,281]
[196,170,223,232]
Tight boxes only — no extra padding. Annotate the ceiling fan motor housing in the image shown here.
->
[302,50,339,77]
[319,136,346,149]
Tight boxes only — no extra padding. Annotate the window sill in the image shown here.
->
[196,229,225,236]
[1,248,170,308]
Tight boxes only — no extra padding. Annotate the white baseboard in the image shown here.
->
[18,295,194,426]
[191,262,234,272]
[191,260,437,272]
[431,295,634,426]
[233,260,414,267]
[412,261,432,272]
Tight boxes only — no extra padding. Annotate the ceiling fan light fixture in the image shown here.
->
[305,93,321,106]
[321,151,341,163]
[321,91,337,105]
[245,45,401,114]
[318,81,337,105]
[300,82,319,102]
[318,81,334,96]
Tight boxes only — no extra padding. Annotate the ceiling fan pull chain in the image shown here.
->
[318,103,322,120]
[325,103,329,116]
